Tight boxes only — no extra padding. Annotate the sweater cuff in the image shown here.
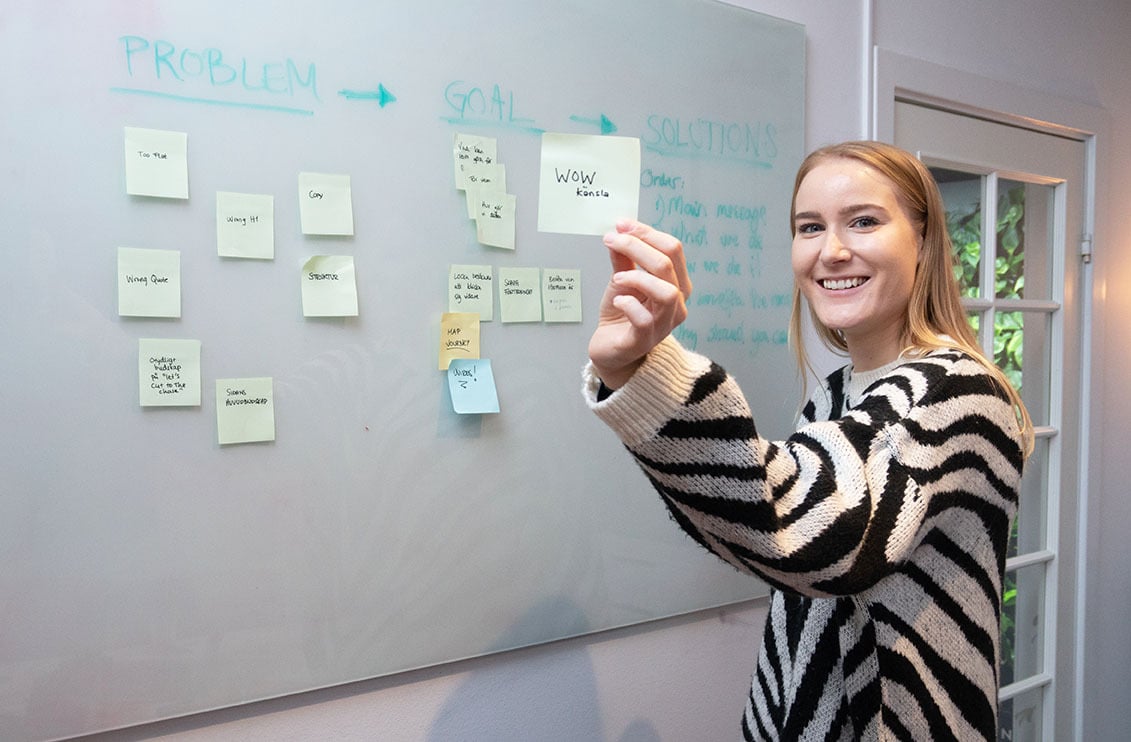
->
[581,335,714,445]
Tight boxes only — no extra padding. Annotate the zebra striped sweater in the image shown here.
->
[583,335,1023,741]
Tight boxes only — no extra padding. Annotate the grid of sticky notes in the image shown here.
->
[444,134,590,415]
[120,126,361,445]
[119,125,623,430]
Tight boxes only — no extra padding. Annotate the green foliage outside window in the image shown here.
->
[947,184,1027,387]
[943,183,1027,740]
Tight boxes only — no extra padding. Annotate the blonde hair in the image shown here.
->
[787,141,1034,455]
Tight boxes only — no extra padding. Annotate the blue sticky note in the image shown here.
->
[447,359,500,414]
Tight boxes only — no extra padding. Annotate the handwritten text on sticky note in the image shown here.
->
[124,126,189,199]
[299,172,354,235]
[301,255,358,317]
[138,338,201,407]
[118,247,181,318]
[449,264,494,320]
[542,268,582,323]
[537,133,640,236]
[499,267,542,323]
[447,359,500,414]
[216,377,275,445]
[217,192,274,259]
[439,312,480,370]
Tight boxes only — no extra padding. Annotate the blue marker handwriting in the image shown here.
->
[643,114,778,168]
[113,35,319,115]
[442,80,541,134]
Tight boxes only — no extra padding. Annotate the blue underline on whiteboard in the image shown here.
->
[110,87,316,116]
[644,143,773,169]
[441,117,544,136]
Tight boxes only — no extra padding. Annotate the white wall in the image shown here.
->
[77,1,1131,739]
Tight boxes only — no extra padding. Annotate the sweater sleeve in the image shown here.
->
[583,338,1024,598]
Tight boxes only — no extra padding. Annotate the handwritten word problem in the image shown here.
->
[115,35,319,114]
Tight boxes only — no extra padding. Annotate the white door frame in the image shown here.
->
[871,48,1107,742]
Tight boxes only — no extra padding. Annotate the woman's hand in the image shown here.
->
[588,219,692,389]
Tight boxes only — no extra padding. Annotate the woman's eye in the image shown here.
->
[797,222,823,234]
[851,216,879,228]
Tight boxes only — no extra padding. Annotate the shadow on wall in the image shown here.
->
[426,596,660,742]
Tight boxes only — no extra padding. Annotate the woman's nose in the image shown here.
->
[820,230,851,263]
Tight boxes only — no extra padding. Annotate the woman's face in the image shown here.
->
[791,158,923,369]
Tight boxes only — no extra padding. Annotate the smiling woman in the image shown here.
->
[583,141,1034,740]
[790,157,922,370]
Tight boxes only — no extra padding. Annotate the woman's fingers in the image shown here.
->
[611,268,686,318]
[604,220,692,301]
[589,221,692,388]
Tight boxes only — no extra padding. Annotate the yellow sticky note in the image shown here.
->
[217,192,274,259]
[542,268,582,323]
[138,338,201,407]
[537,133,640,235]
[216,377,275,445]
[124,126,189,199]
[499,267,542,323]
[301,255,358,317]
[118,247,181,317]
[464,163,506,218]
[439,312,480,370]
[453,133,497,190]
[475,192,516,250]
[449,264,494,320]
[299,172,354,235]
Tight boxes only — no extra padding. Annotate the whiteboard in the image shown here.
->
[0,1,804,738]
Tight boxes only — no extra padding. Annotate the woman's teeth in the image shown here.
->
[821,277,867,290]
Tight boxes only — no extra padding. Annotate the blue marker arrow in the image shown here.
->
[569,113,618,135]
[338,83,397,108]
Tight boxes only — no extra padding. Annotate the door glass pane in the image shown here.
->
[1001,562,1046,686]
[996,179,1056,301]
[995,310,1052,426]
[1012,436,1050,559]
[933,167,984,298]
[999,683,1044,742]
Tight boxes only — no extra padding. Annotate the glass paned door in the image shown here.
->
[896,99,1087,742]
